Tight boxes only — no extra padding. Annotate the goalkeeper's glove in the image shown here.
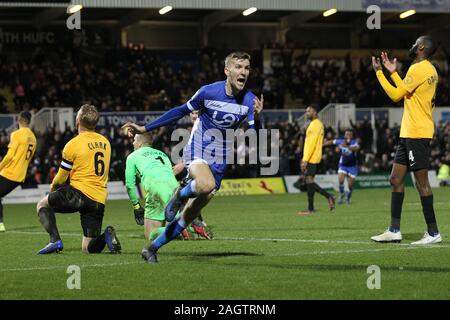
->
[133,203,145,226]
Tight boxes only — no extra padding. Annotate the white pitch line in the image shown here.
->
[6,231,450,248]
[7,230,144,238]
[215,236,450,248]
[7,230,81,237]
[217,236,367,245]
[268,246,442,257]
[0,245,442,273]
[383,202,450,206]
[3,231,390,245]
[0,261,142,273]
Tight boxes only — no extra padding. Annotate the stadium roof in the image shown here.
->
[1,0,450,12]
[0,6,449,31]
[0,1,364,11]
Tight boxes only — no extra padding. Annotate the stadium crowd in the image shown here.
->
[0,46,262,113]
[0,45,449,185]
[0,45,449,113]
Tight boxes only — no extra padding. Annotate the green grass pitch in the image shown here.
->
[0,188,449,299]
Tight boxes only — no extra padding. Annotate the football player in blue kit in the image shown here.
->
[325,129,360,204]
[122,52,263,263]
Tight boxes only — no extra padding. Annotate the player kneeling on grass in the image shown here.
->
[125,132,212,241]
[36,104,121,254]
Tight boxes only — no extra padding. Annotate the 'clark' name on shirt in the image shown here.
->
[88,142,108,150]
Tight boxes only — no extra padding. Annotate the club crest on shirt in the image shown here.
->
[404,76,413,85]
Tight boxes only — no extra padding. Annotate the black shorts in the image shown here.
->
[48,185,105,238]
[305,163,318,177]
[0,175,20,198]
[394,138,431,171]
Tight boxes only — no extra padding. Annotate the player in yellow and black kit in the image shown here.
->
[297,105,335,216]
[0,111,36,232]
[36,104,121,254]
[371,35,441,244]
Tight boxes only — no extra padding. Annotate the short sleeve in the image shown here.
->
[350,139,359,147]
[7,132,19,149]
[60,140,75,171]
[186,86,206,111]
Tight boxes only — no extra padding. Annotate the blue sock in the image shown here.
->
[389,226,400,233]
[179,180,197,200]
[339,184,345,195]
[347,189,352,201]
[152,217,187,250]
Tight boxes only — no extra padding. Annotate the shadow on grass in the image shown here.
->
[402,233,427,241]
[8,226,42,231]
[215,262,450,273]
[194,252,263,258]
[166,251,263,259]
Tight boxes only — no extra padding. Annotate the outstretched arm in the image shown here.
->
[122,86,206,135]
[144,104,192,132]
[122,104,193,135]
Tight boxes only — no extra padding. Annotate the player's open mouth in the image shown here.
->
[237,78,246,84]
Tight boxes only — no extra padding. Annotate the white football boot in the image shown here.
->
[411,232,442,245]
[371,229,402,243]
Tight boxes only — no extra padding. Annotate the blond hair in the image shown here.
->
[78,104,99,130]
[224,51,251,67]
[136,132,153,146]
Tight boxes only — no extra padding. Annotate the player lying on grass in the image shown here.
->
[36,104,121,254]
[125,132,212,241]
[122,51,263,263]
